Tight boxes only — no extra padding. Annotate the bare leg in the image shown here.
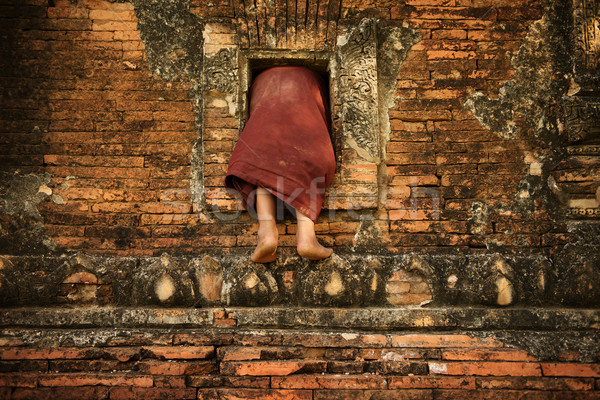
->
[296,212,333,260]
[251,187,278,263]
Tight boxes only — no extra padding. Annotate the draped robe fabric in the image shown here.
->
[224,66,336,221]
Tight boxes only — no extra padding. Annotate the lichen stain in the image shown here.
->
[243,272,260,290]
[324,270,344,296]
[463,9,569,140]
[496,276,514,306]
[0,172,56,255]
[154,273,176,302]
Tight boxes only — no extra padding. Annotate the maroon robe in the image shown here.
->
[224,66,336,221]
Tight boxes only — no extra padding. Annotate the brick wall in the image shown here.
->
[2,0,594,257]
[1,309,599,399]
[1,0,599,397]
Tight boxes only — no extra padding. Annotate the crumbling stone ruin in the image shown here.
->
[0,0,599,398]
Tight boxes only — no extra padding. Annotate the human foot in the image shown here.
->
[251,238,277,263]
[297,239,333,260]
[251,222,278,263]
[251,187,278,263]
[295,213,332,260]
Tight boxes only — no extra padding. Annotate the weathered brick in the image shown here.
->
[0,360,48,373]
[389,375,475,389]
[326,361,367,374]
[314,389,433,400]
[198,389,313,400]
[11,387,109,400]
[142,346,214,360]
[187,375,270,388]
[429,361,542,377]
[441,348,536,362]
[272,374,387,389]
[433,389,600,400]
[37,373,153,387]
[221,361,327,376]
[476,376,595,391]
[541,363,600,378]
[391,334,502,348]
[109,387,197,400]
[137,360,217,375]
[0,373,38,388]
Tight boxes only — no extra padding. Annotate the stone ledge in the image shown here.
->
[1,245,599,308]
[1,307,599,331]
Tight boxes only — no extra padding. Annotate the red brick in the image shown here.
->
[391,334,502,348]
[11,387,109,400]
[109,387,197,400]
[137,360,217,375]
[314,389,433,399]
[90,202,192,214]
[187,375,270,388]
[429,361,542,376]
[198,389,312,400]
[558,351,580,362]
[541,363,600,378]
[441,348,536,362]
[218,347,262,361]
[0,373,38,388]
[37,373,153,387]
[433,389,600,400]
[476,376,595,391]
[142,346,214,360]
[0,347,92,360]
[272,374,387,389]
[151,375,186,388]
[220,361,327,376]
[389,375,475,389]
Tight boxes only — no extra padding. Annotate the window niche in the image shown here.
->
[198,20,385,217]
[237,50,338,166]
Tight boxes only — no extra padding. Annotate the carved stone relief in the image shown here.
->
[336,18,381,163]
[197,17,418,212]
[573,0,599,75]
[562,96,600,144]
[203,48,239,94]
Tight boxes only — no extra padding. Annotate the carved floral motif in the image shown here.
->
[562,96,600,143]
[573,0,599,73]
[337,19,380,162]
[203,48,238,93]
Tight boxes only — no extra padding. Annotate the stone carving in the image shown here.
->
[553,244,600,306]
[566,207,600,217]
[573,0,600,74]
[336,18,380,162]
[485,256,516,307]
[131,254,196,307]
[562,96,600,144]
[192,256,224,304]
[385,255,434,306]
[224,259,279,306]
[297,254,368,307]
[4,250,600,308]
[203,47,239,94]
[567,144,600,155]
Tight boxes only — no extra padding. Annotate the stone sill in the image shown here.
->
[2,246,599,308]
[1,307,599,331]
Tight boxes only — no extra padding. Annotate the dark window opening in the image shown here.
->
[245,57,339,166]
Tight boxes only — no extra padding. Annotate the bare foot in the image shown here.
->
[251,221,278,263]
[251,239,277,263]
[296,213,332,260]
[251,187,278,263]
[297,238,333,260]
